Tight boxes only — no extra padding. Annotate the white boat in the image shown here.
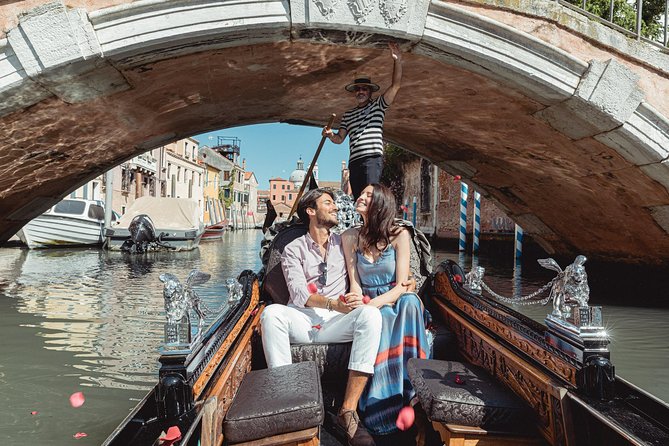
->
[105,197,204,251]
[17,198,109,249]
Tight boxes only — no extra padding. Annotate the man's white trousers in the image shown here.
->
[260,304,382,374]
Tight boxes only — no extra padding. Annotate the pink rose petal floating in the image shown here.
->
[159,426,182,446]
[73,432,88,439]
[30,411,38,415]
[307,283,318,294]
[69,391,85,408]
[362,295,371,304]
[396,406,415,431]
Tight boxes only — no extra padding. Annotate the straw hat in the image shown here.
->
[345,75,380,92]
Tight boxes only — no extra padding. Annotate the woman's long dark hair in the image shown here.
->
[358,183,400,253]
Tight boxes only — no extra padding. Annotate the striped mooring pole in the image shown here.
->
[459,182,468,251]
[403,200,408,220]
[513,255,522,299]
[514,224,524,260]
[473,191,481,253]
[412,196,417,227]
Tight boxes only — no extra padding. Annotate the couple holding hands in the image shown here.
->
[261,184,429,446]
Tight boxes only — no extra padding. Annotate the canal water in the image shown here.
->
[0,230,667,445]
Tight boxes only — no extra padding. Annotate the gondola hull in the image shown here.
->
[430,260,669,446]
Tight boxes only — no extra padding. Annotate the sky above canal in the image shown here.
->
[195,123,347,190]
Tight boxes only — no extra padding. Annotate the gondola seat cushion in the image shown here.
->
[290,342,352,384]
[407,359,533,433]
[223,361,324,444]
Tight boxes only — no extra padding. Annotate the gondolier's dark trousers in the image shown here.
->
[349,155,383,199]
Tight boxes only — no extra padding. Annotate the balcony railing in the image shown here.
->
[560,0,669,48]
[129,153,158,173]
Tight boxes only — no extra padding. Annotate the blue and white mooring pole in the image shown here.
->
[459,182,468,251]
[412,196,417,227]
[473,191,481,253]
[514,224,523,260]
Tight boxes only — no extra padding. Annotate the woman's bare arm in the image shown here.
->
[342,228,364,298]
[367,228,412,308]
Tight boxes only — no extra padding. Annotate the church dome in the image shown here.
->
[289,158,306,188]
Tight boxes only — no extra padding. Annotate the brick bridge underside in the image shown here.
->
[1,0,669,265]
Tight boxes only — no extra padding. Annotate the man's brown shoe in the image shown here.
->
[335,410,375,446]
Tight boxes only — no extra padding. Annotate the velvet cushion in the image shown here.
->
[223,361,324,443]
[407,359,533,433]
[291,343,352,384]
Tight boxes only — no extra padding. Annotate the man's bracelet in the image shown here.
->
[325,298,333,311]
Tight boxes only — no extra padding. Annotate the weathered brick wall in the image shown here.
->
[400,159,514,239]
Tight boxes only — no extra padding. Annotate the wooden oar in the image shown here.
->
[288,113,336,219]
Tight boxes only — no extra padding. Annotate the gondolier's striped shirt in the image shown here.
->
[340,95,389,163]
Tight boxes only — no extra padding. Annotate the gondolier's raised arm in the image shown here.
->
[383,42,403,106]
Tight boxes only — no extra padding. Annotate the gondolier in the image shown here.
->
[322,42,403,199]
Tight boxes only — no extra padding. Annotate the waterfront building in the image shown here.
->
[243,171,259,228]
[399,157,514,240]
[257,189,269,223]
[268,158,341,222]
[269,177,296,211]
[199,145,232,226]
[68,149,159,216]
[162,138,205,219]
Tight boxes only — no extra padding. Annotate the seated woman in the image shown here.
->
[341,183,430,437]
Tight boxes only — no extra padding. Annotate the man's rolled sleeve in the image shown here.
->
[281,244,310,308]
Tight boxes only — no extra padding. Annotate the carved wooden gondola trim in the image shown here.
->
[193,279,260,398]
[434,273,578,386]
[432,296,572,446]
[188,273,257,387]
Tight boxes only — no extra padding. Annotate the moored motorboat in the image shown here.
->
[105,197,204,252]
[201,222,226,241]
[17,198,111,249]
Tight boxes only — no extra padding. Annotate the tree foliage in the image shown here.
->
[566,0,666,41]
[220,170,235,208]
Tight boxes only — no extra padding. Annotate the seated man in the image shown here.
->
[261,188,381,446]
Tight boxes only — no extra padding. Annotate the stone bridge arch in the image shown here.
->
[1,0,669,264]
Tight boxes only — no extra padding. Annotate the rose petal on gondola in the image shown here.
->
[73,432,88,439]
[69,392,85,408]
[307,283,318,294]
[396,406,415,431]
[312,324,321,330]
[454,175,461,181]
[455,375,466,385]
[454,274,463,283]
[362,295,370,304]
[159,426,182,445]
